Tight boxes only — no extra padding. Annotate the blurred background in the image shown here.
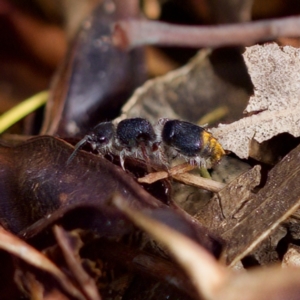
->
[1,0,300,134]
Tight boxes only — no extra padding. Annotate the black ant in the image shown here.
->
[67,118,225,170]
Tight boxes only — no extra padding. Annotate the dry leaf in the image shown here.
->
[111,194,227,300]
[112,193,300,300]
[220,144,300,265]
[195,165,261,233]
[195,143,300,266]
[244,44,300,114]
[0,226,85,299]
[117,48,252,125]
[212,43,300,159]
[54,226,101,300]
[42,0,145,136]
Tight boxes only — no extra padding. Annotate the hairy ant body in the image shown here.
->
[67,118,225,170]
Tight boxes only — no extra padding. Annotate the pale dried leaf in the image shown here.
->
[211,43,300,159]
[244,44,300,113]
[215,266,300,300]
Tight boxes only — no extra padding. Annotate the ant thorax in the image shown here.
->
[115,118,157,169]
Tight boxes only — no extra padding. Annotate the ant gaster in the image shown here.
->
[157,118,225,168]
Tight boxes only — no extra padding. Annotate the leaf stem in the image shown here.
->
[0,90,48,134]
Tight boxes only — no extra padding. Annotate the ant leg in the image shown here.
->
[157,145,170,171]
[119,151,126,170]
[140,143,153,173]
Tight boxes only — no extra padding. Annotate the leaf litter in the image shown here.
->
[211,43,300,159]
[2,12,300,299]
[109,42,300,298]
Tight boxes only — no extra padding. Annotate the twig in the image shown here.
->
[113,16,300,50]
[138,163,225,193]
[197,106,229,126]
[138,163,194,184]
[173,172,225,193]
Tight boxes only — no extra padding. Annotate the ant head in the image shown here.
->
[90,122,115,149]
[161,120,203,157]
[67,122,115,165]
[116,118,156,149]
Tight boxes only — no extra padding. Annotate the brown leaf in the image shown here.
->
[54,226,101,300]
[83,237,197,298]
[42,0,146,136]
[111,194,228,300]
[195,165,262,233]
[111,193,300,300]
[118,48,252,126]
[220,151,300,264]
[0,135,222,257]
[195,142,300,266]
[0,226,85,299]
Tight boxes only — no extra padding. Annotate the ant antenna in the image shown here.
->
[67,137,89,165]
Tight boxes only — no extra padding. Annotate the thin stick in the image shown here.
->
[138,163,194,184]
[173,172,225,193]
[197,106,229,126]
[113,17,300,50]
[138,163,225,193]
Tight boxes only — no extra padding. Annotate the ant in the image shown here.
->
[67,117,225,170]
